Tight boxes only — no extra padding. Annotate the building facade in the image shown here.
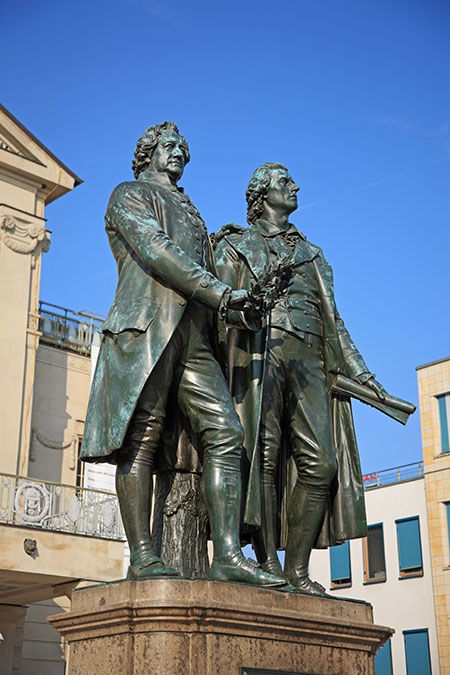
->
[0,105,124,675]
[310,463,439,674]
[309,355,450,675]
[417,356,450,675]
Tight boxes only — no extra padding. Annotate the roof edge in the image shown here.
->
[416,355,450,371]
[0,103,83,187]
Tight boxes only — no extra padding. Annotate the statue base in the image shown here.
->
[49,578,392,674]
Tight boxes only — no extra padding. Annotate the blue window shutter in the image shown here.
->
[396,517,423,572]
[446,503,450,554]
[374,640,393,675]
[438,394,450,453]
[330,540,351,582]
[404,630,431,675]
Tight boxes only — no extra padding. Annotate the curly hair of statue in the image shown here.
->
[246,162,287,224]
[132,122,191,178]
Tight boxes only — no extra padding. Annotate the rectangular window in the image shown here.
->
[403,629,431,675]
[446,502,450,558]
[330,540,351,587]
[75,436,85,491]
[363,523,387,583]
[374,639,393,675]
[396,517,423,577]
[437,393,450,453]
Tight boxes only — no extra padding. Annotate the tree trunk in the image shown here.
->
[151,471,209,579]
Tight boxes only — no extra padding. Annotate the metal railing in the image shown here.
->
[362,461,424,490]
[38,301,105,356]
[0,473,124,541]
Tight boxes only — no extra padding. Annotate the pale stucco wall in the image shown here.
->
[28,344,91,485]
[0,171,46,477]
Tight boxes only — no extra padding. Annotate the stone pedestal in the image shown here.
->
[49,579,392,675]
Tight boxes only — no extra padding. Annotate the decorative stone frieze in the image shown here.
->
[1,214,50,255]
[68,354,90,373]
[36,345,91,374]
[0,205,51,267]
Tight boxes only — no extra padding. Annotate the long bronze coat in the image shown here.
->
[215,224,370,548]
[81,173,229,464]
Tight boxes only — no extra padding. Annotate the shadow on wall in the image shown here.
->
[21,597,68,675]
[28,347,72,484]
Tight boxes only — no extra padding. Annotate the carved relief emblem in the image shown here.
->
[14,482,50,524]
[1,214,51,256]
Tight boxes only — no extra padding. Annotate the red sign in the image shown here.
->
[363,473,378,483]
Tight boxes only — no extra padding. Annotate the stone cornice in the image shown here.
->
[49,578,391,654]
[0,203,47,221]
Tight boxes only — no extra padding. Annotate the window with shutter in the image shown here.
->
[363,523,387,583]
[403,629,431,675]
[75,436,85,491]
[437,393,450,453]
[329,540,351,588]
[445,502,450,561]
[396,517,423,578]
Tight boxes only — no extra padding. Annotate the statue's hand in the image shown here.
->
[365,378,388,402]
[228,289,251,310]
[225,290,262,329]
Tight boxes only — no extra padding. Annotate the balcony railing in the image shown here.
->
[362,461,424,490]
[38,301,105,356]
[0,473,124,541]
[0,462,423,541]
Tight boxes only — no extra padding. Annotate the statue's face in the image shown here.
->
[148,130,186,183]
[265,168,299,214]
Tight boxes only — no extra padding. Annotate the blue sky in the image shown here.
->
[2,0,449,473]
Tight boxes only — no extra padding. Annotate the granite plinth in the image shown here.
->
[49,578,392,675]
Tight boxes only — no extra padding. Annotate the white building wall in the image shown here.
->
[310,478,439,674]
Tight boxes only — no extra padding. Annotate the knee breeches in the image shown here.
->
[118,305,243,473]
[259,329,337,495]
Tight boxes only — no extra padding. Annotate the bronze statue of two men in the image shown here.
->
[81,121,411,595]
